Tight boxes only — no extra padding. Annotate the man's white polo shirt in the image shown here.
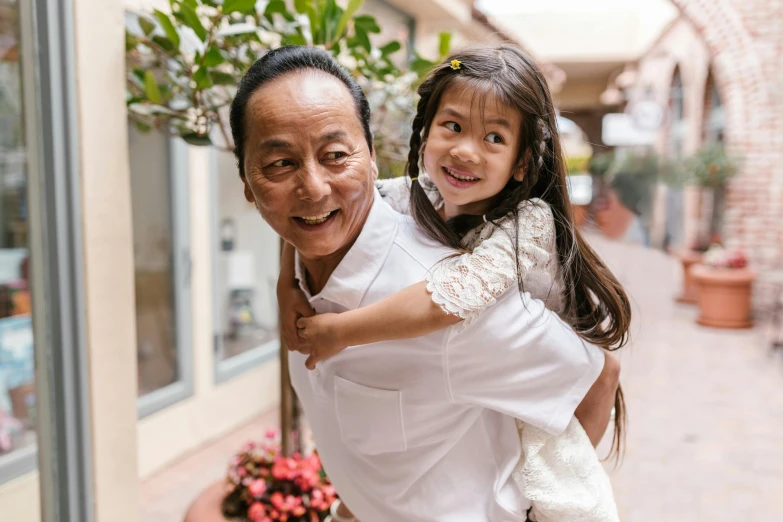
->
[291,189,605,522]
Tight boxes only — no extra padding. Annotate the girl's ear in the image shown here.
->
[512,164,526,182]
[419,139,427,169]
[513,149,532,182]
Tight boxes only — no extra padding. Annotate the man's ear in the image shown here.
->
[243,178,254,203]
[370,145,379,181]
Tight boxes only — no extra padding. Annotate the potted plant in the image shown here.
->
[588,152,614,180]
[690,244,756,328]
[675,144,739,304]
[654,154,703,303]
[686,142,740,250]
[674,247,704,304]
[595,150,657,242]
[184,431,338,522]
[586,152,613,229]
[565,155,591,226]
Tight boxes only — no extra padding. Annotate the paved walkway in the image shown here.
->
[589,234,783,521]
[140,408,279,522]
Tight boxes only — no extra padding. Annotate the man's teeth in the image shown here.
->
[444,167,479,181]
[301,212,333,225]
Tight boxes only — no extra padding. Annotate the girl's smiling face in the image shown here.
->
[422,84,524,219]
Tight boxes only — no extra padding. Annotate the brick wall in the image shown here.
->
[630,0,783,306]
[629,18,710,250]
[670,0,783,276]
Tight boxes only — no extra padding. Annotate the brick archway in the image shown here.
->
[669,0,768,145]
[668,0,781,270]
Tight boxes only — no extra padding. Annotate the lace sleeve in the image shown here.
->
[375,177,413,215]
[513,417,619,522]
[425,199,558,325]
[376,173,443,216]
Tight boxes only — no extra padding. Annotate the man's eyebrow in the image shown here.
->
[259,138,293,151]
[318,130,349,144]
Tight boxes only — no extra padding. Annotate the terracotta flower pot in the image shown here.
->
[691,264,756,328]
[573,204,589,228]
[594,189,635,240]
[183,481,238,522]
[675,250,703,304]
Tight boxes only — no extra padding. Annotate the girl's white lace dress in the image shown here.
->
[376,175,619,522]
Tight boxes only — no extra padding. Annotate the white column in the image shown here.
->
[72,0,140,520]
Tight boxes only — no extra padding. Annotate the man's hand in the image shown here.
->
[278,283,315,353]
[574,352,621,446]
[296,313,348,370]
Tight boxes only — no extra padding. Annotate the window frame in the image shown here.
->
[210,149,280,385]
[0,0,95,521]
[703,71,725,144]
[371,0,416,63]
[667,68,686,157]
[135,136,194,418]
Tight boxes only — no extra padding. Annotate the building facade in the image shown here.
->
[624,0,783,287]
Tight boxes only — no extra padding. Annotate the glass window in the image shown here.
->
[128,126,180,397]
[0,0,37,470]
[667,69,686,157]
[670,70,684,121]
[125,11,192,409]
[128,123,192,416]
[213,149,279,377]
[704,72,724,144]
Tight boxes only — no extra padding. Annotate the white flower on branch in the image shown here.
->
[179,26,206,59]
[218,22,258,37]
[197,5,219,18]
[336,53,358,70]
[257,29,281,48]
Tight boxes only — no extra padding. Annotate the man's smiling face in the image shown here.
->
[241,70,376,261]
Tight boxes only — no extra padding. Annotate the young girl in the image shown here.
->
[280,44,630,522]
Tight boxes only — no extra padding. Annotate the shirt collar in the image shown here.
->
[295,188,399,310]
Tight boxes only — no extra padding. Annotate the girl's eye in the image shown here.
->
[485,132,503,144]
[324,151,346,161]
[444,121,461,133]
[270,159,293,168]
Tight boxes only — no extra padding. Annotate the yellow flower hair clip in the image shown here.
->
[450,59,462,70]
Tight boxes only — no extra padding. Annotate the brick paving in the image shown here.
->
[141,235,783,521]
[140,407,279,522]
[590,234,783,521]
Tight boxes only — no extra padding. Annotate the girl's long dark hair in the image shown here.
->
[407,45,631,462]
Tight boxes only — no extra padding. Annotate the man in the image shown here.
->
[230,46,619,522]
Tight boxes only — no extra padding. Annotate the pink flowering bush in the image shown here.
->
[703,244,749,269]
[221,430,337,522]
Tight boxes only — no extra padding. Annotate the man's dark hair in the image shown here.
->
[229,45,373,178]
